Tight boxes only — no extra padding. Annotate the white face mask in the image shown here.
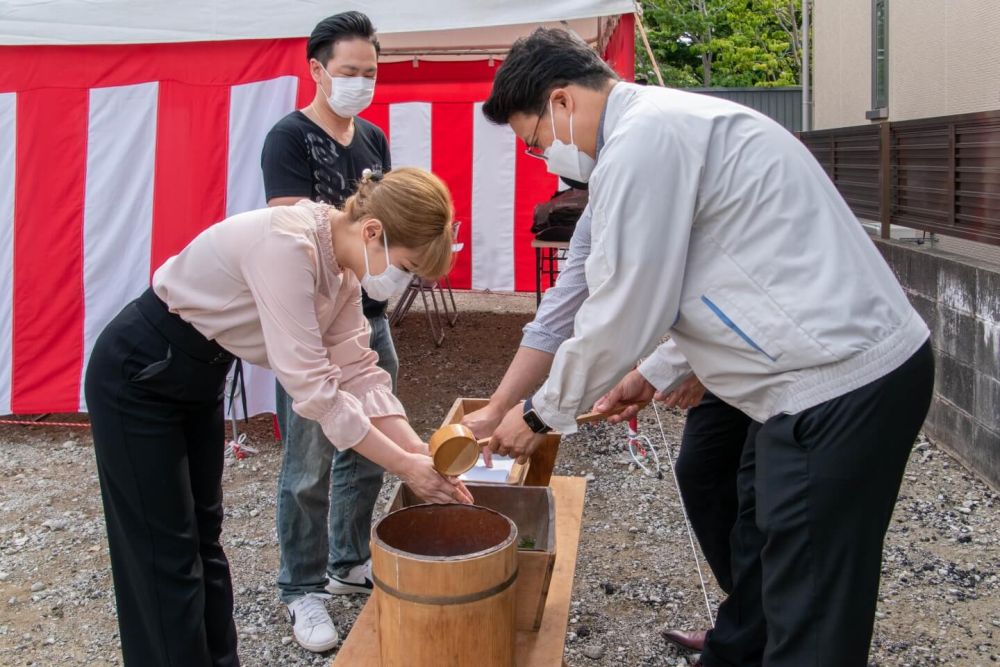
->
[543,98,596,183]
[360,230,412,301]
[322,67,376,118]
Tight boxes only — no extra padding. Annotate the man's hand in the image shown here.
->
[460,402,507,468]
[592,369,656,424]
[655,375,706,410]
[486,404,548,465]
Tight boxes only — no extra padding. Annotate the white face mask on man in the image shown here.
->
[360,230,412,301]
[322,66,376,118]
[543,98,597,183]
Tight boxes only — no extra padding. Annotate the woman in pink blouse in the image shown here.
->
[84,167,471,667]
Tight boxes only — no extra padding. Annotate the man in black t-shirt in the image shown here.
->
[260,11,400,654]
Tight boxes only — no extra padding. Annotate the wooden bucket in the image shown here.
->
[371,504,518,667]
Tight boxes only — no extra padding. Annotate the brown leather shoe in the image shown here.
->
[660,627,707,652]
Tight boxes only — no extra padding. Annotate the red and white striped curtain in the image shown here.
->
[0,19,634,416]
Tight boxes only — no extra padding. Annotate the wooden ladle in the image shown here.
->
[428,411,609,476]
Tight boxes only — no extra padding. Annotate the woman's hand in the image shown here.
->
[398,452,475,505]
[405,441,430,457]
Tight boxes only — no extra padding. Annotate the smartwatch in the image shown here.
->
[522,397,552,434]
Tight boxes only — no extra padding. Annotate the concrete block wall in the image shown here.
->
[876,238,1000,491]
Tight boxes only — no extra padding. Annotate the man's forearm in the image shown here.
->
[490,346,556,411]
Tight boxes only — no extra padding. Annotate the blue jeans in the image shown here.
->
[275,314,398,603]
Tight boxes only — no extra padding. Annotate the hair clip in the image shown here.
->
[361,168,384,183]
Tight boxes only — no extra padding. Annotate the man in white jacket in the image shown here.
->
[481,28,934,667]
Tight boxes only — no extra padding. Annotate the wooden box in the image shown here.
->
[386,482,557,631]
[441,398,563,487]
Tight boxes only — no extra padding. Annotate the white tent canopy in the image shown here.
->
[0,0,633,52]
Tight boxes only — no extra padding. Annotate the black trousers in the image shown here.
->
[676,392,754,595]
[703,342,935,667]
[85,288,239,667]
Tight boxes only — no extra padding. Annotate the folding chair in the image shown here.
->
[387,222,463,347]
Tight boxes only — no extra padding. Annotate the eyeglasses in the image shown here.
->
[523,107,548,161]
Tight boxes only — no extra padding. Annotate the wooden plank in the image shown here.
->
[333,476,587,666]
[530,239,570,249]
[331,600,379,666]
[515,476,586,665]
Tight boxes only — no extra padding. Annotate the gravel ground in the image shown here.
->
[1,292,998,666]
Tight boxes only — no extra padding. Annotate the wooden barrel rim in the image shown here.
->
[372,567,518,606]
[372,504,518,561]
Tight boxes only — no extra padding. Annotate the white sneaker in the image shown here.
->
[325,559,374,595]
[287,593,339,652]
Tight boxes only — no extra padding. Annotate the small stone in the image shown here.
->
[42,519,69,531]
[567,631,578,643]
[61,440,77,449]
[249,509,260,518]
[957,506,972,514]
[30,582,46,593]
[0,572,9,582]
[584,472,596,481]
[583,644,605,660]
[281,636,293,646]
[44,637,55,645]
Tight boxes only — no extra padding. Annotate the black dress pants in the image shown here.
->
[84,288,239,667]
[676,391,753,595]
[703,342,935,667]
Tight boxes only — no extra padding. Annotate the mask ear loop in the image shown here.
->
[361,225,374,277]
[381,230,391,273]
[548,96,575,146]
[364,225,390,277]
[549,98,558,143]
[568,101,575,146]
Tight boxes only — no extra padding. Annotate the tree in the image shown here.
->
[636,0,802,88]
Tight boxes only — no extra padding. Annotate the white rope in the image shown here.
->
[650,401,716,625]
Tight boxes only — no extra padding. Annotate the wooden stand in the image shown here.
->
[441,398,563,487]
[332,476,587,667]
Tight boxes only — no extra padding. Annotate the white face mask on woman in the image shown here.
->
[543,98,597,183]
[323,67,376,118]
[360,230,412,301]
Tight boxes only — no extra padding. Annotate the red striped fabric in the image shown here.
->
[150,82,231,275]
[432,103,474,288]
[0,28,634,415]
[12,89,89,412]
[514,143,557,290]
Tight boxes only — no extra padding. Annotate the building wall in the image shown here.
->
[813,0,1000,129]
[813,0,871,129]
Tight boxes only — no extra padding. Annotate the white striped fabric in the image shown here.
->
[470,102,517,291]
[79,82,160,410]
[0,94,15,415]
[226,76,299,418]
[226,75,298,215]
[388,102,432,171]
